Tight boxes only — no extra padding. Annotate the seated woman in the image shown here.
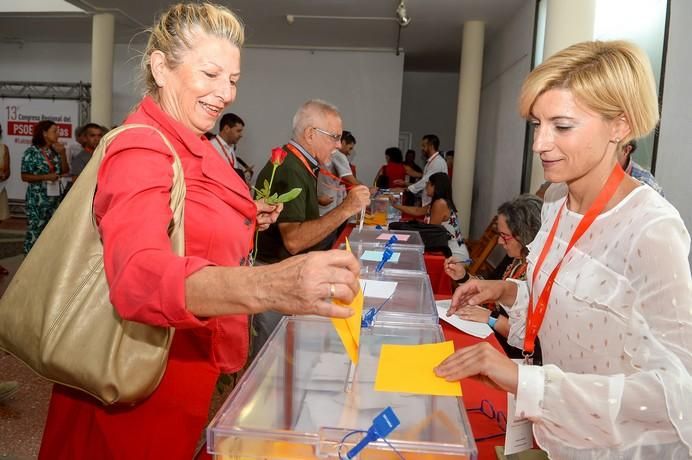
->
[392,172,469,260]
[374,147,406,189]
[444,194,542,361]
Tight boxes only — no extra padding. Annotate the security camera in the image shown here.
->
[286,14,295,24]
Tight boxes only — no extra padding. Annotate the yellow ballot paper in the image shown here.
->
[375,341,462,396]
[331,238,363,364]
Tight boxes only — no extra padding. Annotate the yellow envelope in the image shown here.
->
[331,238,363,364]
[374,341,462,396]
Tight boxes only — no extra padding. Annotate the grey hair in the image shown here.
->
[497,194,543,256]
[291,99,340,139]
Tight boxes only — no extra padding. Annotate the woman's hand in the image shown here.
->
[447,279,516,316]
[254,199,283,231]
[444,256,467,281]
[435,342,518,394]
[45,172,59,182]
[457,305,492,324]
[264,249,361,318]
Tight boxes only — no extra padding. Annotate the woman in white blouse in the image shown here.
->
[436,40,692,459]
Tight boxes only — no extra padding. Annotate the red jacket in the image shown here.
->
[95,96,256,373]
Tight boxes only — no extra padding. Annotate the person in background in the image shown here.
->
[317,130,360,216]
[38,5,362,459]
[254,100,370,351]
[374,146,406,189]
[437,40,692,458]
[619,139,663,195]
[212,112,254,183]
[392,172,469,260]
[444,194,543,361]
[402,148,423,205]
[21,120,69,253]
[405,134,447,207]
[67,124,87,163]
[70,123,103,180]
[445,150,454,178]
[0,125,10,275]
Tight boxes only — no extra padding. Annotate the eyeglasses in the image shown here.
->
[498,231,515,243]
[312,127,342,142]
[466,399,506,442]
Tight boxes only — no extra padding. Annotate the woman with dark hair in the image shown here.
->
[444,194,543,360]
[374,146,406,188]
[21,120,69,253]
[392,172,469,259]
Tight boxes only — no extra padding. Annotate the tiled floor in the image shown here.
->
[0,217,235,459]
[0,219,45,460]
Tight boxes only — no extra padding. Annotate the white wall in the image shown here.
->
[0,43,404,187]
[471,1,535,239]
[399,71,459,164]
[656,0,692,265]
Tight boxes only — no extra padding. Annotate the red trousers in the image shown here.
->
[39,329,221,460]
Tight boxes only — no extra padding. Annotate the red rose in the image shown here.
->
[271,147,287,166]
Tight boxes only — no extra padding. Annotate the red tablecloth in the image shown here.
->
[442,318,508,459]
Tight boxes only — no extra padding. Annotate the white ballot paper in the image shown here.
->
[435,300,493,339]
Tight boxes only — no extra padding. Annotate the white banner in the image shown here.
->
[1,98,80,200]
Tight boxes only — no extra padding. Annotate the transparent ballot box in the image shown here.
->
[347,228,424,251]
[360,270,437,326]
[367,191,402,225]
[207,317,477,459]
[342,241,426,274]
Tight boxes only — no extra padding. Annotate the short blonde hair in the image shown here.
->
[519,40,659,143]
[141,2,244,96]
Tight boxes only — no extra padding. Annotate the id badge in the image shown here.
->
[46,180,61,197]
[504,360,534,455]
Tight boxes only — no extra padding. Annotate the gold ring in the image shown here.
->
[329,283,336,298]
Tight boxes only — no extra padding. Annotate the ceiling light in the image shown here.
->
[396,0,411,27]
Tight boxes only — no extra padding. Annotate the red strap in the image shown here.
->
[40,148,56,174]
[214,137,235,167]
[283,143,354,191]
[523,164,626,354]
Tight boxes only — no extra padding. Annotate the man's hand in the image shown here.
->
[255,199,283,231]
[340,185,370,216]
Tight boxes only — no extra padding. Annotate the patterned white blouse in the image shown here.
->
[504,183,692,459]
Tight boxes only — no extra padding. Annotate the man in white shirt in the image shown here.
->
[406,134,448,206]
[317,130,360,215]
[212,113,253,182]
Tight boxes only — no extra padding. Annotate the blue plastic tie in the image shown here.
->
[346,407,401,459]
[375,247,393,273]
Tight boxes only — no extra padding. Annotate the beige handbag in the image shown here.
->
[0,124,184,405]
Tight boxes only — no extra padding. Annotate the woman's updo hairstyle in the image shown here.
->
[140,2,244,96]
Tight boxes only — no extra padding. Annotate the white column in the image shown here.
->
[452,20,485,238]
[528,0,596,193]
[91,13,115,127]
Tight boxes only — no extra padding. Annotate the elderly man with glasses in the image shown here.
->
[253,99,370,352]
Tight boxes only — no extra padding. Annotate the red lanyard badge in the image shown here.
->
[523,163,625,358]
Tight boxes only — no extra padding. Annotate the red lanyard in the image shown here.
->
[40,148,56,174]
[214,137,235,167]
[284,144,354,191]
[523,164,626,356]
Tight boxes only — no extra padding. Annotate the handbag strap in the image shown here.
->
[92,124,185,256]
